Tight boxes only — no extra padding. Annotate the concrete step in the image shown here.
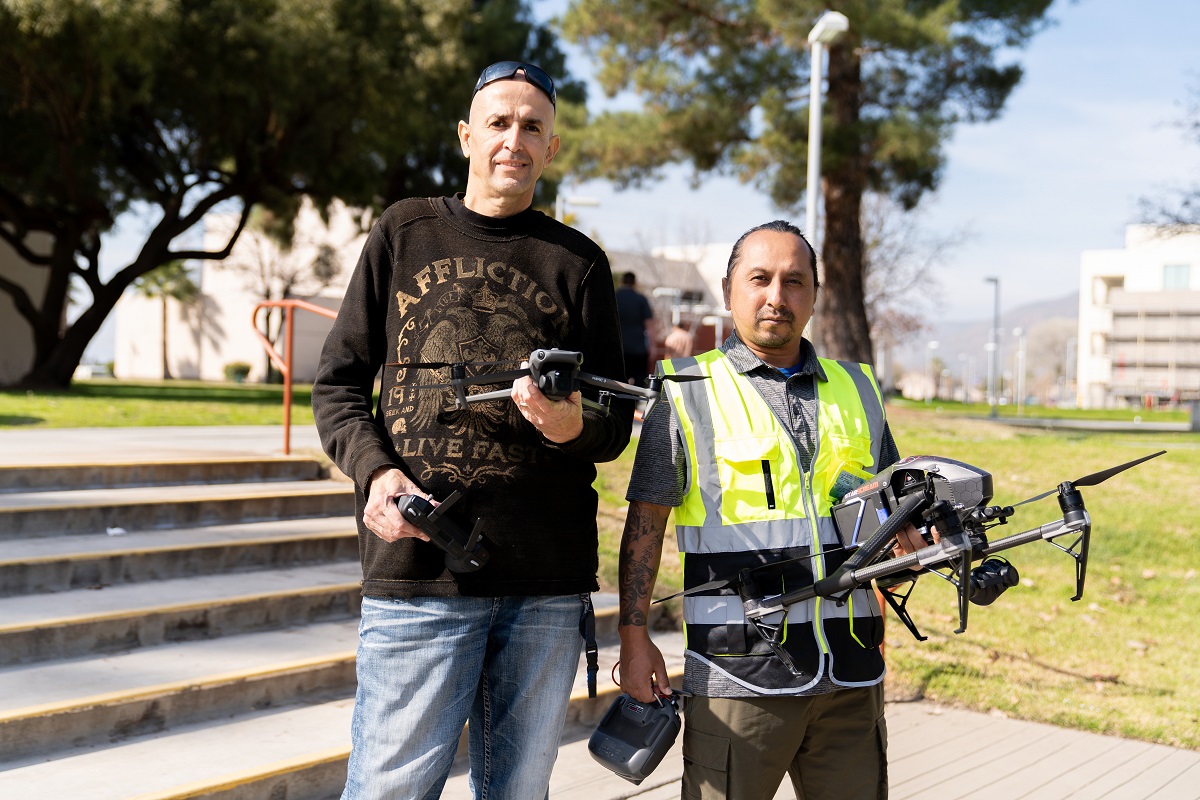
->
[0,699,356,800]
[0,479,354,538]
[0,621,359,761]
[0,516,358,596]
[0,562,363,665]
[0,456,324,493]
[0,625,685,800]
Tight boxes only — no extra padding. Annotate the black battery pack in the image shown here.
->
[588,693,681,785]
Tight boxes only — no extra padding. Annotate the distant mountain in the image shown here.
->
[889,292,1078,377]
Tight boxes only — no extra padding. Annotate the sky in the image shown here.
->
[532,0,1200,322]
[89,0,1200,361]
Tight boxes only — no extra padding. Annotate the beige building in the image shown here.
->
[1077,225,1200,408]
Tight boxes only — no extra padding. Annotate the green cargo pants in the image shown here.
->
[680,683,887,800]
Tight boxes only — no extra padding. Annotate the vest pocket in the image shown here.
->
[826,433,873,473]
[714,435,782,521]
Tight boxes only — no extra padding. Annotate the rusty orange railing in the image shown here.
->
[251,298,337,455]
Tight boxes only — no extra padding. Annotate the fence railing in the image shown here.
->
[250,298,337,455]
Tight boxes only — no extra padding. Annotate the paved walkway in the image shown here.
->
[441,699,1200,800]
[4,424,1200,799]
[0,424,324,465]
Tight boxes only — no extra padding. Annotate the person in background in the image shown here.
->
[312,60,632,799]
[615,271,654,384]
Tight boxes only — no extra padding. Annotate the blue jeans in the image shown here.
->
[341,594,585,800]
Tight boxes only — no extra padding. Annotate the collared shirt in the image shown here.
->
[626,331,900,698]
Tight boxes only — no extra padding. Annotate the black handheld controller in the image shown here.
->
[394,490,488,572]
[588,693,681,785]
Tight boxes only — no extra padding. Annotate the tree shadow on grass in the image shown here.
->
[0,415,45,426]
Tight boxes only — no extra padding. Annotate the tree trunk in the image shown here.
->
[812,40,875,367]
[161,296,173,380]
[17,281,124,390]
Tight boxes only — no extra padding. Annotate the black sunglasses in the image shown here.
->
[472,61,556,108]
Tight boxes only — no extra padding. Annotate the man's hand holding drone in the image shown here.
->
[511,363,585,443]
[893,522,941,569]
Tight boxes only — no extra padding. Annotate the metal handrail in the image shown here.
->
[250,298,337,455]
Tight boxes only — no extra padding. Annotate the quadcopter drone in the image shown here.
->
[659,450,1166,676]
[387,347,703,415]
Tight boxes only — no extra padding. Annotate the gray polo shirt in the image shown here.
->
[626,332,900,697]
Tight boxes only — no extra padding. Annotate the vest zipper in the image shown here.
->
[795,383,832,661]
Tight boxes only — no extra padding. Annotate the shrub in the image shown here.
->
[224,361,252,383]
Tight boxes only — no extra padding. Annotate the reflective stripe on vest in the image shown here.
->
[661,350,887,693]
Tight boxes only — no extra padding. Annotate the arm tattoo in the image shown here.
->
[619,500,670,627]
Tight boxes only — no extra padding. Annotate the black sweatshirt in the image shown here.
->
[312,195,632,598]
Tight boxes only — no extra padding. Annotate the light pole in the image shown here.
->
[925,340,940,403]
[805,11,849,251]
[1063,335,1077,407]
[985,277,1000,418]
[555,193,600,223]
[1013,327,1027,415]
[958,353,970,403]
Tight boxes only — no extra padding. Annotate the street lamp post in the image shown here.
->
[1063,335,1077,407]
[1013,327,1027,415]
[805,11,850,250]
[958,353,970,403]
[985,277,1000,418]
[925,340,940,403]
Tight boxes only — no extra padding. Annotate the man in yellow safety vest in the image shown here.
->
[618,220,927,799]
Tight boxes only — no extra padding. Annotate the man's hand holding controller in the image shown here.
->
[363,466,433,543]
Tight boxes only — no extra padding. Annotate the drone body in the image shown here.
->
[663,449,1166,673]
[387,346,705,416]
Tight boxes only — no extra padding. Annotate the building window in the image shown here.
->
[1163,263,1191,290]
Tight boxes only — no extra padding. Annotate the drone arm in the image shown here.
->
[812,490,929,597]
[577,372,659,402]
[980,485,1092,601]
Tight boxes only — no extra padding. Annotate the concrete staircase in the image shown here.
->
[0,455,681,799]
[0,456,361,799]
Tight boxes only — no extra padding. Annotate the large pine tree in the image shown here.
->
[559,0,1053,363]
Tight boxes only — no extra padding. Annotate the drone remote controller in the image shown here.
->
[394,491,488,572]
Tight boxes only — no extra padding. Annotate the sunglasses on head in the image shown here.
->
[472,61,556,107]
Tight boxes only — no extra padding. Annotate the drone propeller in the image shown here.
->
[1012,450,1166,507]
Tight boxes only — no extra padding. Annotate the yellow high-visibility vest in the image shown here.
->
[661,349,887,695]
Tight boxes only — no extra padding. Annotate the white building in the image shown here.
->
[1078,225,1200,408]
[113,203,727,383]
[114,200,367,383]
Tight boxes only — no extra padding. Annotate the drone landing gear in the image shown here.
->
[878,581,928,642]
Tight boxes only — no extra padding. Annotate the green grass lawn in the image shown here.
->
[0,379,316,427]
[889,396,1190,423]
[3,381,1197,748]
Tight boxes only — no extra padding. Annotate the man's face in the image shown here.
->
[722,230,817,365]
[458,77,559,213]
